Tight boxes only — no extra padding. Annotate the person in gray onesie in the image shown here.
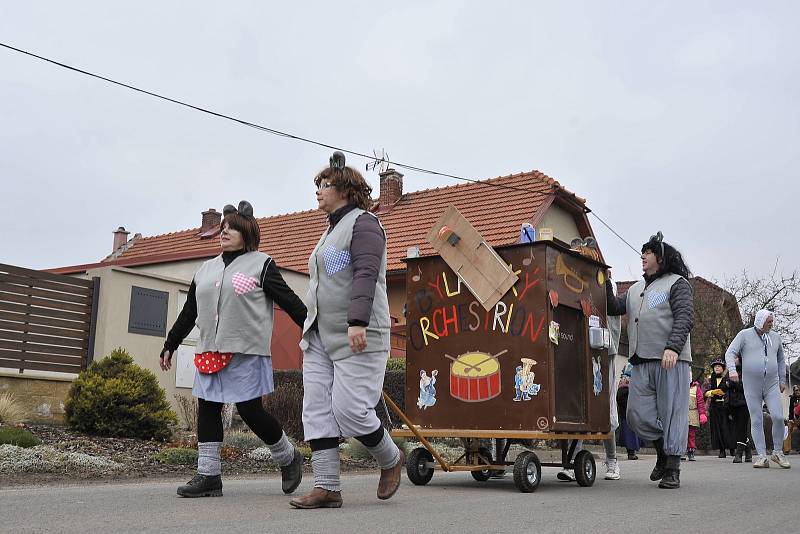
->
[606,232,694,489]
[725,309,790,469]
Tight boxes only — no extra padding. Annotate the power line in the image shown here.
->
[0,40,641,255]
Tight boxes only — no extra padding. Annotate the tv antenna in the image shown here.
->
[366,148,390,174]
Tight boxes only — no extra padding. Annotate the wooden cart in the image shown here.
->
[387,240,612,492]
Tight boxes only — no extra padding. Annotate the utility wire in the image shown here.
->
[0,41,641,255]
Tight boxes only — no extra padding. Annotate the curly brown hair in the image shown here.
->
[220,212,260,252]
[314,166,373,211]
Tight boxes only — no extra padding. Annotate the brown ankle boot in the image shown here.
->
[377,450,405,500]
[289,487,342,509]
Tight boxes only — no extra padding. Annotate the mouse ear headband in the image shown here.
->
[222,200,254,219]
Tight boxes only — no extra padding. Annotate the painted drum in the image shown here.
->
[450,351,501,402]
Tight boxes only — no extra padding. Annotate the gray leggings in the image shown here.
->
[743,377,785,456]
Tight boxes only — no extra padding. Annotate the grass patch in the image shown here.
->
[152,447,198,465]
[0,393,26,425]
[223,430,263,450]
[0,426,41,448]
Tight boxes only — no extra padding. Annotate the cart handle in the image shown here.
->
[382,391,451,471]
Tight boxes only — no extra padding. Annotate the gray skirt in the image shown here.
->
[192,353,274,403]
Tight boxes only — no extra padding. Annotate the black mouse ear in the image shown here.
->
[237,200,254,218]
[222,204,237,217]
[330,151,346,170]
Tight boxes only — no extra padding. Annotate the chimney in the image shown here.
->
[112,226,130,252]
[201,208,222,233]
[378,168,403,212]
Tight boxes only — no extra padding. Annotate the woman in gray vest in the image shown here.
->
[725,309,790,468]
[160,201,308,498]
[289,153,403,509]
[606,232,694,489]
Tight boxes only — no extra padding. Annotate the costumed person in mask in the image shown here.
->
[705,359,733,458]
[606,232,694,489]
[686,376,707,461]
[160,201,307,497]
[721,355,751,463]
[290,152,403,509]
[725,309,790,468]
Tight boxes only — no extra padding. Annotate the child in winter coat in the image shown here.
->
[687,378,707,461]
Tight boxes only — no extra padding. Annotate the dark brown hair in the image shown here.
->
[220,212,260,252]
[314,166,373,210]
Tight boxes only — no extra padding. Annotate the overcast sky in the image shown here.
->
[1,2,798,285]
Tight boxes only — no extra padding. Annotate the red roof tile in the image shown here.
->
[102,170,584,274]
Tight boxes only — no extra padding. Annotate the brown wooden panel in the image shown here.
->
[0,319,89,339]
[0,349,85,366]
[0,339,86,357]
[0,291,91,315]
[390,428,612,440]
[0,263,93,288]
[0,272,93,297]
[0,282,93,305]
[0,330,87,348]
[0,356,83,373]
[0,309,90,331]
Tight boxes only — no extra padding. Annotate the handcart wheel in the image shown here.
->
[574,450,596,487]
[512,451,541,493]
[470,447,493,482]
[407,447,435,485]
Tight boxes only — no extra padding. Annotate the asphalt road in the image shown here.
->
[2,453,797,534]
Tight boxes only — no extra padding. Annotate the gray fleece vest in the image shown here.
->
[300,208,390,361]
[626,273,691,362]
[194,251,274,356]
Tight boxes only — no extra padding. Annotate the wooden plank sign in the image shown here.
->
[425,205,518,311]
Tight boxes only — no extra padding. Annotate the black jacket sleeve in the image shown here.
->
[348,213,386,327]
[605,279,627,316]
[260,259,307,328]
[164,280,198,352]
[665,277,694,354]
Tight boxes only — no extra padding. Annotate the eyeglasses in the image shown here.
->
[317,182,334,192]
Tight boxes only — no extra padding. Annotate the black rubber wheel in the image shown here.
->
[406,447,435,486]
[470,447,493,482]
[574,450,596,487]
[513,451,541,493]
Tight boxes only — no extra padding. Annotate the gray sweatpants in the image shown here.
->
[743,377,785,456]
[627,360,690,456]
[302,330,389,440]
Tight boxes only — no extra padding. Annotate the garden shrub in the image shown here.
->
[0,426,41,448]
[263,384,304,442]
[64,348,177,440]
[152,447,198,465]
[386,358,406,371]
[224,430,263,450]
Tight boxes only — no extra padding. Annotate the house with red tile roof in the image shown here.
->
[50,168,601,367]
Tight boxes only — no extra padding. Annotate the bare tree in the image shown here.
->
[723,266,800,359]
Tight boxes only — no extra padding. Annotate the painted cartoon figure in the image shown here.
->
[417,369,438,409]
[592,356,603,396]
[514,358,540,401]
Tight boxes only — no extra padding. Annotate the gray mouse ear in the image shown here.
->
[330,151,346,170]
[222,204,237,217]
[237,200,254,218]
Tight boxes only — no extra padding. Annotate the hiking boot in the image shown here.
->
[557,468,576,481]
[177,474,223,498]
[280,448,304,494]
[769,452,791,469]
[289,488,343,509]
[627,452,639,460]
[377,450,405,500]
[752,455,770,468]
[687,450,696,461]
[603,459,620,480]
[658,456,681,489]
[733,445,743,464]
